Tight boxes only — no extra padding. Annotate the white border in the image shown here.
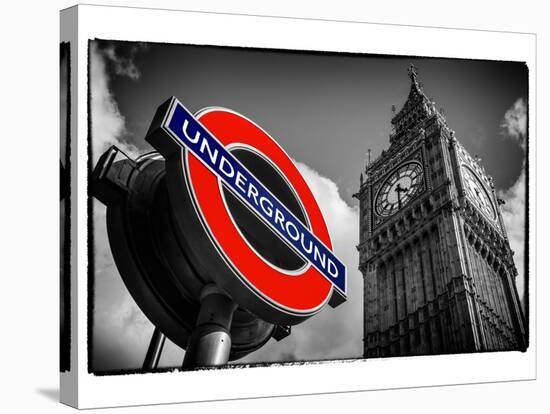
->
[70,4,536,409]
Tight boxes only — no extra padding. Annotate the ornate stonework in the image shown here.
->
[355,65,527,357]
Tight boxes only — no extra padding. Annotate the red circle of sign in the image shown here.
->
[185,109,332,314]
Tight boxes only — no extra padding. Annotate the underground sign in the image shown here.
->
[146,97,347,325]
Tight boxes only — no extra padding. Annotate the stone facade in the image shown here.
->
[355,65,527,358]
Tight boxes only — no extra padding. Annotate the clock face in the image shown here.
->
[375,162,424,217]
[461,166,496,220]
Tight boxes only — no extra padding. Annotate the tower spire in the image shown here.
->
[408,63,419,85]
[390,63,430,141]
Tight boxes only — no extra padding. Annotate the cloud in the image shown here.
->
[101,43,147,81]
[498,166,527,309]
[497,98,527,308]
[498,169,526,305]
[500,98,526,150]
[91,201,156,372]
[89,42,140,163]
[237,162,363,364]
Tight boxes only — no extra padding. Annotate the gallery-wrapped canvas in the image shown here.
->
[60,4,536,409]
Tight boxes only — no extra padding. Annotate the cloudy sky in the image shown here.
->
[88,40,528,372]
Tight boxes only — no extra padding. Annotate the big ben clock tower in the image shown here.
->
[355,65,527,357]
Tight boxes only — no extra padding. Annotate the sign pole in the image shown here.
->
[182,284,238,368]
[142,327,166,371]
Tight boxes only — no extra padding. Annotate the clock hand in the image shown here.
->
[473,188,485,206]
[395,183,409,209]
[395,183,409,193]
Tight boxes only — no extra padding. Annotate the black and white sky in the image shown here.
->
[89,39,528,372]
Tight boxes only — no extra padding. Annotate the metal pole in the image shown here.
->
[142,327,166,371]
[182,284,238,369]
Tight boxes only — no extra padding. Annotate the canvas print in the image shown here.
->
[86,39,528,375]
